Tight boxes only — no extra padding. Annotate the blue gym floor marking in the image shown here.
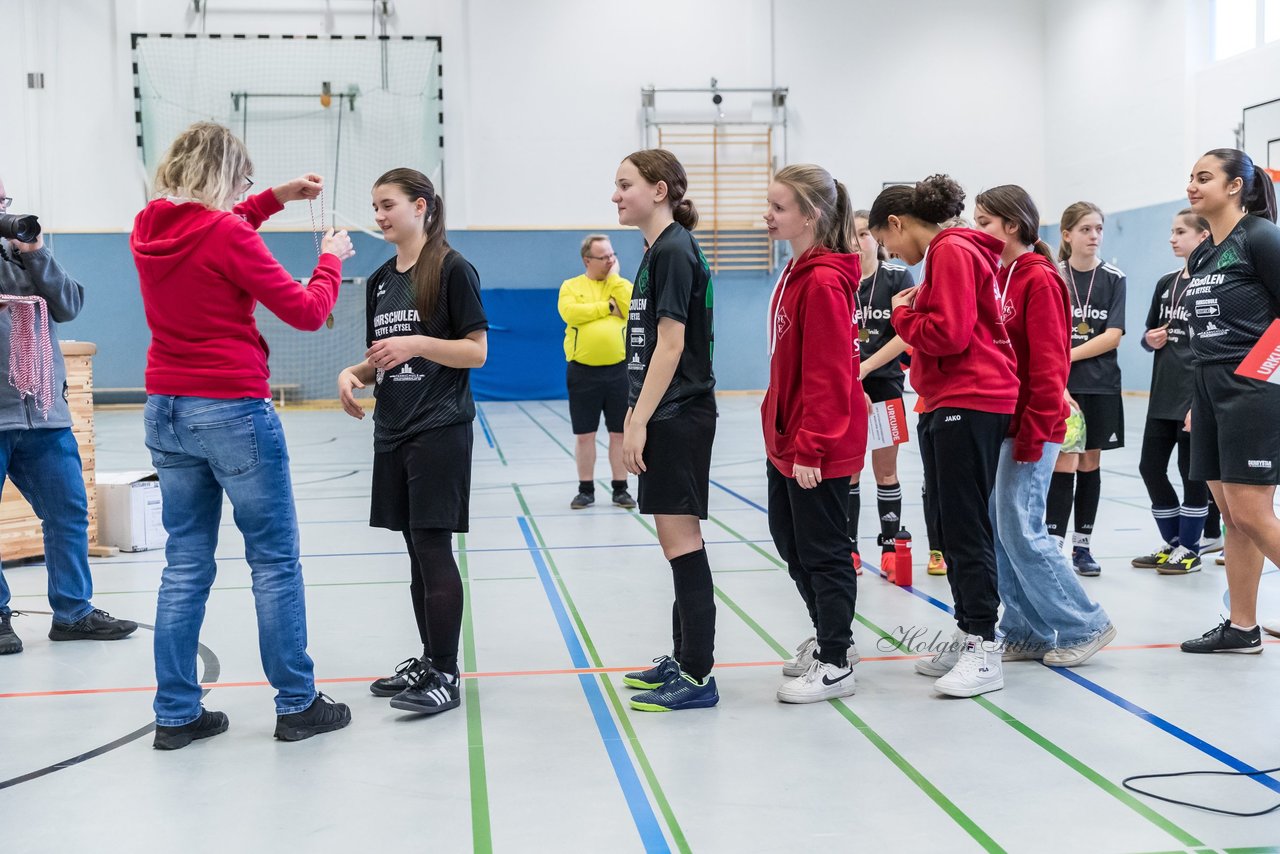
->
[710,479,1280,794]
[475,403,496,449]
[516,516,671,853]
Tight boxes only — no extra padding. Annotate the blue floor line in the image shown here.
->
[711,479,1280,795]
[475,404,497,449]
[516,516,670,853]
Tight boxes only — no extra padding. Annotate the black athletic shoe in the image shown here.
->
[48,609,138,642]
[274,693,352,741]
[612,489,637,509]
[370,657,427,697]
[153,708,229,750]
[1180,619,1262,654]
[570,491,595,510]
[390,666,461,715]
[1131,544,1173,569]
[1156,546,1202,575]
[0,611,22,655]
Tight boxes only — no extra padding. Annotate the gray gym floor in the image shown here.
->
[2,395,1279,853]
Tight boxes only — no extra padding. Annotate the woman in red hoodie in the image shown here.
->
[868,175,1017,698]
[761,163,866,703]
[973,185,1116,669]
[132,122,355,748]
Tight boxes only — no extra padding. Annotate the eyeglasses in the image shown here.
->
[0,197,11,211]
[242,178,255,193]
[585,253,616,262]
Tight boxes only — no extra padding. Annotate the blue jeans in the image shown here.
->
[0,427,96,624]
[144,396,316,725]
[991,439,1111,651]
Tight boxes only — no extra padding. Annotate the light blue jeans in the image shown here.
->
[991,439,1111,651]
[144,396,316,726]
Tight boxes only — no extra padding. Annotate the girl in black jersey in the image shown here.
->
[1045,202,1127,578]
[613,149,720,712]
[844,211,931,577]
[337,168,489,714]
[1134,210,1210,574]
[1179,149,1280,654]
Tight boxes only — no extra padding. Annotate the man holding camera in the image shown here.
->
[557,234,636,510]
[0,184,137,654]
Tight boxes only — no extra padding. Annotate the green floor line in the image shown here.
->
[692,512,1206,849]
[613,505,1005,853]
[516,402,576,458]
[707,514,785,569]
[459,534,494,854]
[513,484,691,854]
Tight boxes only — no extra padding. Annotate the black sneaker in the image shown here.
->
[153,708,229,750]
[570,491,595,510]
[612,489,637,509]
[370,656,427,697]
[0,611,22,655]
[1180,619,1262,654]
[390,666,461,715]
[1156,546,1202,575]
[1131,544,1173,569]
[48,608,138,642]
[274,693,352,741]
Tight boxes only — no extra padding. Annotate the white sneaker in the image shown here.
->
[915,628,965,676]
[1200,536,1224,555]
[1261,619,1280,640]
[782,636,817,677]
[783,636,859,676]
[1043,623,1117,667]
[776,660,856,704]
[934,635,1004,697]
[1215,554,1226,566]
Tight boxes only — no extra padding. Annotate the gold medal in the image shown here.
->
[1076,321,1090,335]
[858,328,870,343]
[325,313,335,329]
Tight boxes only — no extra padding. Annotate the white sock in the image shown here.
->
[1072,532,1091,550]
[441,671,459,685]
[1231,622,1258,632]
[1051,535,1065,552]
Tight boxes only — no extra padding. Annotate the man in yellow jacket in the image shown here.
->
[558,234,635,510]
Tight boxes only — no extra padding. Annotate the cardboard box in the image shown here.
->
[97,471,167,552]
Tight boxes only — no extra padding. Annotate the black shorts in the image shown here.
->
[1073,392,1124,451]
[638,393,716,519]
[862,376,905,405]
[371,421,473,532]
[567,361,628,435]
[1190,363,1280,485]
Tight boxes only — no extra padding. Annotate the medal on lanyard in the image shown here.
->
[1066,262,1098,337]
[855,266,877,343]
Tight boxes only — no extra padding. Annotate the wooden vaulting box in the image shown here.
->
[0,341,101,561]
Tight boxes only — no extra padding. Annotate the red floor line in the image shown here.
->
[5,640,1275,700]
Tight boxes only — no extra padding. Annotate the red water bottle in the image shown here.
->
[893,529,913,587]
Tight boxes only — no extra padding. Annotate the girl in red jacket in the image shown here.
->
[869,175,1017,698]
[762,164,866,703]
[974,185,1116,669]
[133,122,355,748]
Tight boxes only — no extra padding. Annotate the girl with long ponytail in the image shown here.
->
[761,163,867,703]
[338,168,489,716]
[1178,148,1280,655]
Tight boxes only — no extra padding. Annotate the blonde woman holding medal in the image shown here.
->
[1044,202,1127,577]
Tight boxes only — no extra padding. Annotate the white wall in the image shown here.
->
[2,0,1046,231]
[1042,0,1280,222]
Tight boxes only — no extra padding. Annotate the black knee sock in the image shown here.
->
[1205,496,1222,540]
[1046,472,1075,540]
[408,528,463,676]
[403,532,431,659]
[877,481,902,550]
[1073,469,1101,550]
[671,600,682,663]
[846,483,861,547]
[670,548,716,681]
